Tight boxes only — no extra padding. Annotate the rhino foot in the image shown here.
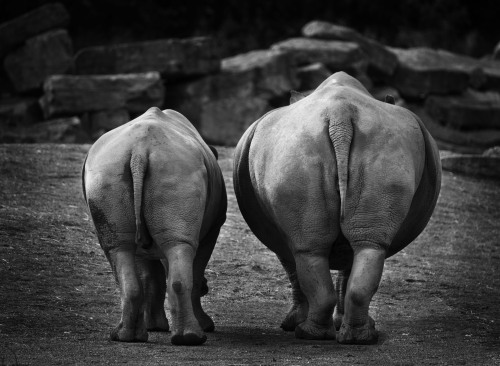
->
[146,312,169,332]
[110,324,148,342]
[199,316,215,333]
[280,305,307,332]
[337,316,378,345]
[294,320,336,340]
[333,311,343,330]
[171,330,207,346]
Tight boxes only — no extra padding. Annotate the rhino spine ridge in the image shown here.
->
[130,150,148,247]
[325,101,355,221]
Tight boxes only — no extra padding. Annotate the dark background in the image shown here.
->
[1,0,499,58]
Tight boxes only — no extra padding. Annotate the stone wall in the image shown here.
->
[1,4,499,155]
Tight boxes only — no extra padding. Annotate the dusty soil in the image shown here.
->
[0,143,499,365]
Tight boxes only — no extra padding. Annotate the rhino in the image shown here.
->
[82,107,227,345]
[233,72,441,344]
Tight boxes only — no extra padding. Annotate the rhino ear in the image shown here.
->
[385,94,395,105]
[290,90,306,104]
[208,145,218,160]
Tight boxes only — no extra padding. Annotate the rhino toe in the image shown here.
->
[294,320,336,340]
[337,317,378,345]
[171,331,207,346]
[110,325,148,343]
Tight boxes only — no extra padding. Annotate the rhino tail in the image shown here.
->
[326,101,356,221]
[130,150,148,247]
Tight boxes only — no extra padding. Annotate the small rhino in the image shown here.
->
[82,107,227,345]
[233,72,441,344]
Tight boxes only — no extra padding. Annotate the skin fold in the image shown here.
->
[233,72,441,344]
[82,107,227,346]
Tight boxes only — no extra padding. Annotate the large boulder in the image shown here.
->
[302,20,398,77]
[424,89,500,130]
[474,59,500,92]
[404,102,500,153]
[0,97,42,127]
[388,47,479,99]
[221,49,298,98]
[84,108,130,139]
[1,116,87,143]
[165,49,298,145]
[3,29,73,92]
[271,38,365,72]
[493,41,500,60]
[39,72,164,118]
[296,63,332,91]
[74,37,221,79]
[441,154,500,180]
[0,3,69,57]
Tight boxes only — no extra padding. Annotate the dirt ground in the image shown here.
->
[0,143,499,365]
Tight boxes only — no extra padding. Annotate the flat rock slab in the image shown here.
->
[441,154,500,179]
[1,116,86,143]
[475,59,500,92]
[404,102,500,153]
[40,72,164,118]
[221,49,298,98]
[0,3,69,57]
[389,47,479,99]
[296,62,332,91]
[425,90,500,130]
[85,108,130,139]
[165,49,298,145]
[75,37,220,79]
[302,20,398,76]
[0,97,42,127]
[271,37,364,71]
[4,29,73,92]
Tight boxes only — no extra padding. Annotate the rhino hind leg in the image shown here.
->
[293,250,337,340]
[160,241,207,346]
[336,246,385,345]
[333,269,350,330]
[278,259,308,332]
[190,222,224,333]
[107,248,149,342]
[136,258,169,332]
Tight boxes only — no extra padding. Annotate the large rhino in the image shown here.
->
[82,107,227,345]
[233,72,441,344]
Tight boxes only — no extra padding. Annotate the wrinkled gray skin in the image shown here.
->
[82,107,227,345]
[233,72,441,344]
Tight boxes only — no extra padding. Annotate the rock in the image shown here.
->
[296,63,332,91]
[493,41,500,60]
[425,89,500,130]
[74,37,220,79]
[1,116,88,143]
[0,3,70,57]
[483,146,500,157]
[221,49,298,98]
[271,38,365,72]
[3,29,73,92]
[302,20,398,77]
[388,47,478,99]
[441,154,500,180]
[198,96,270,145]
[85,109,130,139]
[474,59,500,91]
[40,72,164,118]
[0,97,42,127]
[164,49,298,144]
[404,102,500,153]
